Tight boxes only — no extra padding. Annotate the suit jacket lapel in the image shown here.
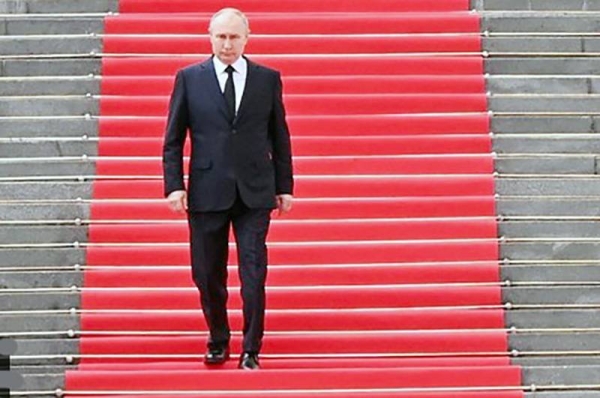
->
[199,57,230,121]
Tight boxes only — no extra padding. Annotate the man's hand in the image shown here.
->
[276,194,293,216]
[167,190,187,213]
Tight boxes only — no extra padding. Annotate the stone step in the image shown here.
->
[3,179,600,201]
[496,157,597,174]
[0,182,92,200]
[483,14,600,32]
[7,309,600,334]
[497,134,600,153]
[0,119,96,137]
[0,140,97,157]
[0,36,101,55]
[0,197,595,223]
[0,117,598,137]
[4,57,600,78]
[0,226,87,244]
[2,36,599,56]
[0,77,99,96]
[502,242,600,260]
[487,58,600,75]
[490,96,600,112]
[0,161,96,177]
[1,17,103,35]
[504,265,600,282]
[2,221,600,246]
[6,284,600,310]
[497,178,600,196]
[1,314,78,332]
[0,59,101,77]
[3,76,598,96]
[0,157,594,177]
[480,0,600,11]
[521,363,600,385]
[3,15,600,36]
[0,0,116,13]
[489,76,600,95]
[0,203,89,220]
[3,264,600,289]
[4,95,600,117]
[504,286,600,304]
[3,135,600,158]
[0,97,98,117]
[1,270,82,288]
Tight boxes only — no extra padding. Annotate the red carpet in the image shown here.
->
[65,1,523,396]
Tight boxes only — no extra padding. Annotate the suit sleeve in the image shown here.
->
[269,71,294,195]
[162,70,189,197]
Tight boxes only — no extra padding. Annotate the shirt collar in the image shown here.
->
[213,55,247,76]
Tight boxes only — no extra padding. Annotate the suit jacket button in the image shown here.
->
[232,129,237,134]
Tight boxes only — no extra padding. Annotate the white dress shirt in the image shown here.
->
[212,56,247,114]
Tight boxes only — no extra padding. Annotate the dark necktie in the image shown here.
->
[224,65,236,122]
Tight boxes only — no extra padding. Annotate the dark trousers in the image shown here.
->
[187,193,271,354]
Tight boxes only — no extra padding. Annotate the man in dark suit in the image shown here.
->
[162,8,294,370]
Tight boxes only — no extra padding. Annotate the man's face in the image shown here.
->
[210,14,248,65]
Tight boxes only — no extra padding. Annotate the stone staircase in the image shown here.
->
[2,0,600,396]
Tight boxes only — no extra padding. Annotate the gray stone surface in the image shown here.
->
[0,292,79,310]
[505,286,600,304]
[14,339,78,356]
[483,15,600,32]
[491,116,594,134]
[0,59,101,77]
[21,374,63,391]
[0,203,90,220]
[512,333,600,351]
[490,96,600,113]
[498,198,600,217]
[481,0,597,10]
[0,118,97,136]
[0,36,102,55]
[0,248,85,267]
[523,365,600,385]
[497,178,600,196]
[0,182,92,200]
[0,141,98,157]
[3,18,104,35]
[0,226,88,244]
[503,265,600,282]
[0,161,96,177]
[502,242,600,260]
[485,37,584,53]
[0,78,99,96]
[500,222,600,238]
[495,137,600,153]
[488,77,593,95]
[495,157,596,174]
[508,310,600,328]
[0,270,82,288]
[486,58,600,75]
[0,0,117,13]
[0,314,78,332]
[0,97,99,116]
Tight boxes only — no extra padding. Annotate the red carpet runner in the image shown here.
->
[65,0,524,396]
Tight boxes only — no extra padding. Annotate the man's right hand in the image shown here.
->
[167,190,187,213]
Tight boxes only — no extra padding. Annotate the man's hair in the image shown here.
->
[209,8,250,34]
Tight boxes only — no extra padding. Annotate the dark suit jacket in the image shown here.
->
[162,56,294,212]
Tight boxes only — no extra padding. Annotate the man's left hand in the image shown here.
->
[276,194,293,216]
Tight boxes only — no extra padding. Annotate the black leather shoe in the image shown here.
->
[238,352,260,370]
[204,346,230,365]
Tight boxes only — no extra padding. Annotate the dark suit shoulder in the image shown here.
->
[179,59,212,76]
[246,59,280,77]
